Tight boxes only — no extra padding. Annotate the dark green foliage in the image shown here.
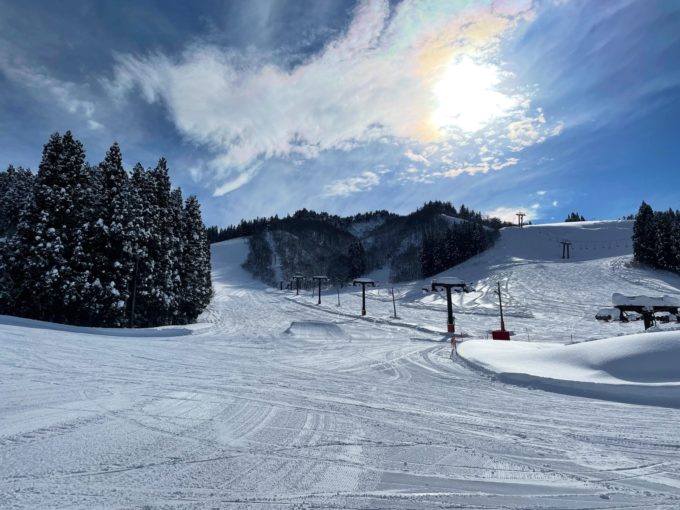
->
[633,202,680,274]
[0,165,34,237]
[565,212,586,222]
[347,241,366,279]
[0,132,212,327]
[229,201,505,284]
[243,233,275,285]
[419,221,497,278]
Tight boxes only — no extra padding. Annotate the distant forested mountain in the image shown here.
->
[0,131,212,327]
[212,201,510,285]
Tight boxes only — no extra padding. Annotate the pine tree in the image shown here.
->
[0,133,213,326]
[0,165,34,237]
[86,143,132,326]
[633,201,655,266]
[180,196,212,322]
[348,241,366,279]
[565,212,586,222]
[7,132,73,321]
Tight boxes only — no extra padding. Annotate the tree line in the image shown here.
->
[633,201,680,275]
[207,201,510,245]
[565,212,586,222]
[0,131,212,327]
[207,209,397,244]
[420,221,497,278]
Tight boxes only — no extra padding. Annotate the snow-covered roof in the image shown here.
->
[596,307,621,319]
[612,293,680,308]
[312,275,328,279]
[353,278,375,284]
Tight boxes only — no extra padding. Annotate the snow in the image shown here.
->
[2,221,680,507]
[353,277,376,284]
[347,216,387,237]
[612,292,680,308]
[431,276,466,286]
[283,320,349,339]
[459,332,680,407]
[596,307,621,321]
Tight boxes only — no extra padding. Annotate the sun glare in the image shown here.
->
[431,57,516,133]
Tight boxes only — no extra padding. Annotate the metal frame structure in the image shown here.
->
[352,278,376,316]
[292,274,304,295]
[312,276,329,305]
[431,277,469,333]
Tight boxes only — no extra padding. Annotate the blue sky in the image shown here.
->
[1,0,679,226]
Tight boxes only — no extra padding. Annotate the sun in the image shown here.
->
[431,57,516,134]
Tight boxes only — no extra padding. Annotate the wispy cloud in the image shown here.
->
[106,0,563,194]
[0,52,102,130]
[323,171,381,197]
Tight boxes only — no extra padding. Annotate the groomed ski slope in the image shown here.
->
[1,221,680,508]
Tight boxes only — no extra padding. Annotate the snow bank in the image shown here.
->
[283,320,348,339]
[459,332,680,407]
[0,314,193,337]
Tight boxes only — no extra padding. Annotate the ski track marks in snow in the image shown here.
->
[1,228,680,507]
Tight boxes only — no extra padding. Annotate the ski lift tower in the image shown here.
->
[353,278,376,316]
[516,211,526,228]
[292,274,304,295]
[431,277,469,333]
[312,275,329,305]
[560,240,572,259]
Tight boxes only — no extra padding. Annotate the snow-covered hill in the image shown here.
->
[2,220,680,508]
[389,220,680,342]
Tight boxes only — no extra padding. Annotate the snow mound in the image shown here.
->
[0,315,193,337]
[283,320,348,339]
[459,332,680,407]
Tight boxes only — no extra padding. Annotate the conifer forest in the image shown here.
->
[0,131,212,327]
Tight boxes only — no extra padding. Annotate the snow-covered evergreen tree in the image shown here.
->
[180,195,212,322]
[0,165,34,237]
[0,132,213,327]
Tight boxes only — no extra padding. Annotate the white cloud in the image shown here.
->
[323,171,380,197]
[434,156,519,178]
[107,0,561,193]
[404,150,430,166]
[536,190,547,196]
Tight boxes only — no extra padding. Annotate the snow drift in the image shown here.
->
[459,331,680,407]
[283,320,349,339]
